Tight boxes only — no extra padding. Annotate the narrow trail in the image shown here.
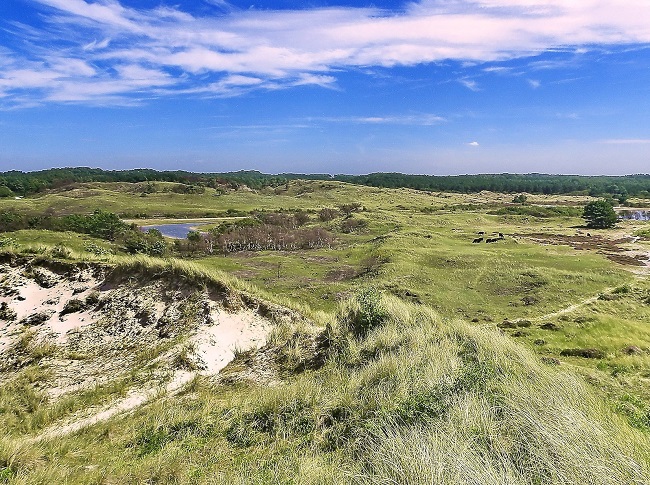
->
[37,370,195,441]
[527,243,650,323]
[528,288,615,323]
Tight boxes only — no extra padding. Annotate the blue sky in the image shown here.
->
[1,0,649,175]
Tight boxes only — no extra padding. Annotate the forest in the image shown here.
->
[1,167,650,199]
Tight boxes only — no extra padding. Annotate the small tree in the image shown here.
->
[0,186,15,198]
[583,200,617,229]
[512,194,528,204]
[338,203,362,216]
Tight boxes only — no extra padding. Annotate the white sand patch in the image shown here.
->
[530,288,615,322]
[0,264,106,332]
[37,310,275,439]
[193,309,273,374]
[51,310,96,343]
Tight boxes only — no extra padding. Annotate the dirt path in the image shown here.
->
[529,288,615,322]
[529,252,649,322]
[38,370,195,440]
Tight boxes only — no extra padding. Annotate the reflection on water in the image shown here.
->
[140,223,207,239]
[618,210,650,221]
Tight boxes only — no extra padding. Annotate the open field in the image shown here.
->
[1,179,650,483]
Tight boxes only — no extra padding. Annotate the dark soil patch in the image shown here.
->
[520,233,625,252]
[325,266,358,282]
[560,348,605,359]
[20,311,54,326]
[622,345,644,355]
[499,319,531,329]
[300,255,339,264]
[498,320,517,329]
[231,269,260,279]
[518,233,646,266]
[605,253,647,266]
[0,302,17,321]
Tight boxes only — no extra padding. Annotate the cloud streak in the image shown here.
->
[600,139,650,145]
[318,114,446,125]
[1,0,649,106]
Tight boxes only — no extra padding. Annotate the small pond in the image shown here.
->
[140,223,208,239]
[618,210,650,221]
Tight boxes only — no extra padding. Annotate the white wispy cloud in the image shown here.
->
[467,141,480,147]
[458,79,480,91]
[1,0,649,105]
[527,79,541,89]
[318,114,446,125]
[556,112,580,120]
[600,139,650,145]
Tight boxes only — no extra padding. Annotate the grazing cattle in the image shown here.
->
[472,237,483,243]
[587,233,591,237]
[486,238,498,243]
[478,231,485,235]
[498,232,504,238]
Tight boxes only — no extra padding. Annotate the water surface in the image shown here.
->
[618,210,650,221]
[140,223,208,239]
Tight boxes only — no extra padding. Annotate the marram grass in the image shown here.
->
[1,257,648,483]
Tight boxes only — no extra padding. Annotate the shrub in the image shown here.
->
[560,348,606,359]
[319,208,340,222]
[61,210,128,240]
[342,287,388,336]
[123,229,167,256]
[338,203,362,216]
[612,285,631,295]
[84,291,100,306]
[59,298,86,316]
[583,199,617,229]
[84,242,111,256]
[0,237,17,248]
[0,186,14,198]
[341,217,367,233]
[50,244,72,259]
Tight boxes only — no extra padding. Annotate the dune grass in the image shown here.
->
[2,293,648,484]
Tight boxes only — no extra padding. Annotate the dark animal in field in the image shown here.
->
[498,232,504,238]
[587,233,591,237]
[486,238,499,243]
[478,231,485,235]
[472,237,483,243]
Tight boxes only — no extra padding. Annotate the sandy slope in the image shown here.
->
[0,259,280,436]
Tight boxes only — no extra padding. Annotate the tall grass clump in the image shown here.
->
[225,292,650,484]
[339,286,388,336]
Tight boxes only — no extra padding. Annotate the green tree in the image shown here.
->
[583,200,618,229]
[0,186,14,198]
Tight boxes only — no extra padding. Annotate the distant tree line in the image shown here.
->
[2,167,650,198]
